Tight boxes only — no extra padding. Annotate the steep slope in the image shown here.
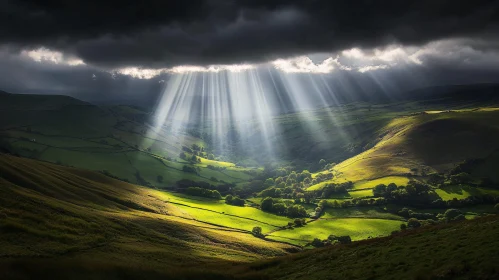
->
[332,108,499,182]
[0,154,294,269]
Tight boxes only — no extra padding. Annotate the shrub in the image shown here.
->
[444,209,463,220]
[294,218,306,227]
[182,165,197,173]
[449,172,472,185]
[328,235,351,244]
[407,218,421,228]
[312,238,324,247]
[225,195,245,207]
[252,227,263,238]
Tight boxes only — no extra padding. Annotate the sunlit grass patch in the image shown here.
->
[321,208,403,220]
[353,176,410,190]
[153,190,292,229]
[436,185,499,201]
[268,218,402,246]
[348,189,373,198]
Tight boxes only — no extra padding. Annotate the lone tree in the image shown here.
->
[252,226,263,238]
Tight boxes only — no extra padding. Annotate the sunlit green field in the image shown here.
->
[435,185,499,201]
[153,191,292,233]
[352,176,410,190]
[268,218,402,246]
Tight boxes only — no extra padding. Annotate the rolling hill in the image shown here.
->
[0,92,257,188]
[2,153,498,280]
[0,153,295,269]
[331,108,499,183]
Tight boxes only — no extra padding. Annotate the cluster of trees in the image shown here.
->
[269,170,316,190]
[184,187,222,199]
[181,144,216,161]
[260,197,308,217]
[317,197,387,211]
[372,181,435,204]
[225,195,245,206]
[207,165,227,171]
[256,181,352,204]
[179,152,202,163]
[399,208,468,232]
[431,195,499,208]
[449,172,473,185]
[397,208,436,220]
[318,159,337,171]
[311,234,352,248]
[314,182,354,198]
[182,165,198,173]
[175,179,233,195]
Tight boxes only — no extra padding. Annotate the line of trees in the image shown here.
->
[260,197,308,217]
[225,195,245,206]
[184,187,222,199]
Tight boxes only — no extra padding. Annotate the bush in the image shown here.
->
[449,172,472,185]
[294,218,306,227]
[225,195,245,207]
[328,235,352,244]
[252,227,263,238]
[444,209,463,220]
[312,238,324,247]
[407,218,421,228]
[182,165,197,173]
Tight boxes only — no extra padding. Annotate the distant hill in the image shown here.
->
[332,108,499,182]
[0,92,258,188]
[402,83,499,102]
[0,91,89,111]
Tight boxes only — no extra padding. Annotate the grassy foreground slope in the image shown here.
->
[236,215,499,280]
[0,154,295,269]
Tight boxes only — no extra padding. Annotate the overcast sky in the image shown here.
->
[1,0,499,105]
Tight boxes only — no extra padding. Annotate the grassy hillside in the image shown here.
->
[0,92,257,188]
[307,108,499,193]
[0,154,295,269]
[235,215,499,280]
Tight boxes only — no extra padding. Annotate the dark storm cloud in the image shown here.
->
[1,0,498,68]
